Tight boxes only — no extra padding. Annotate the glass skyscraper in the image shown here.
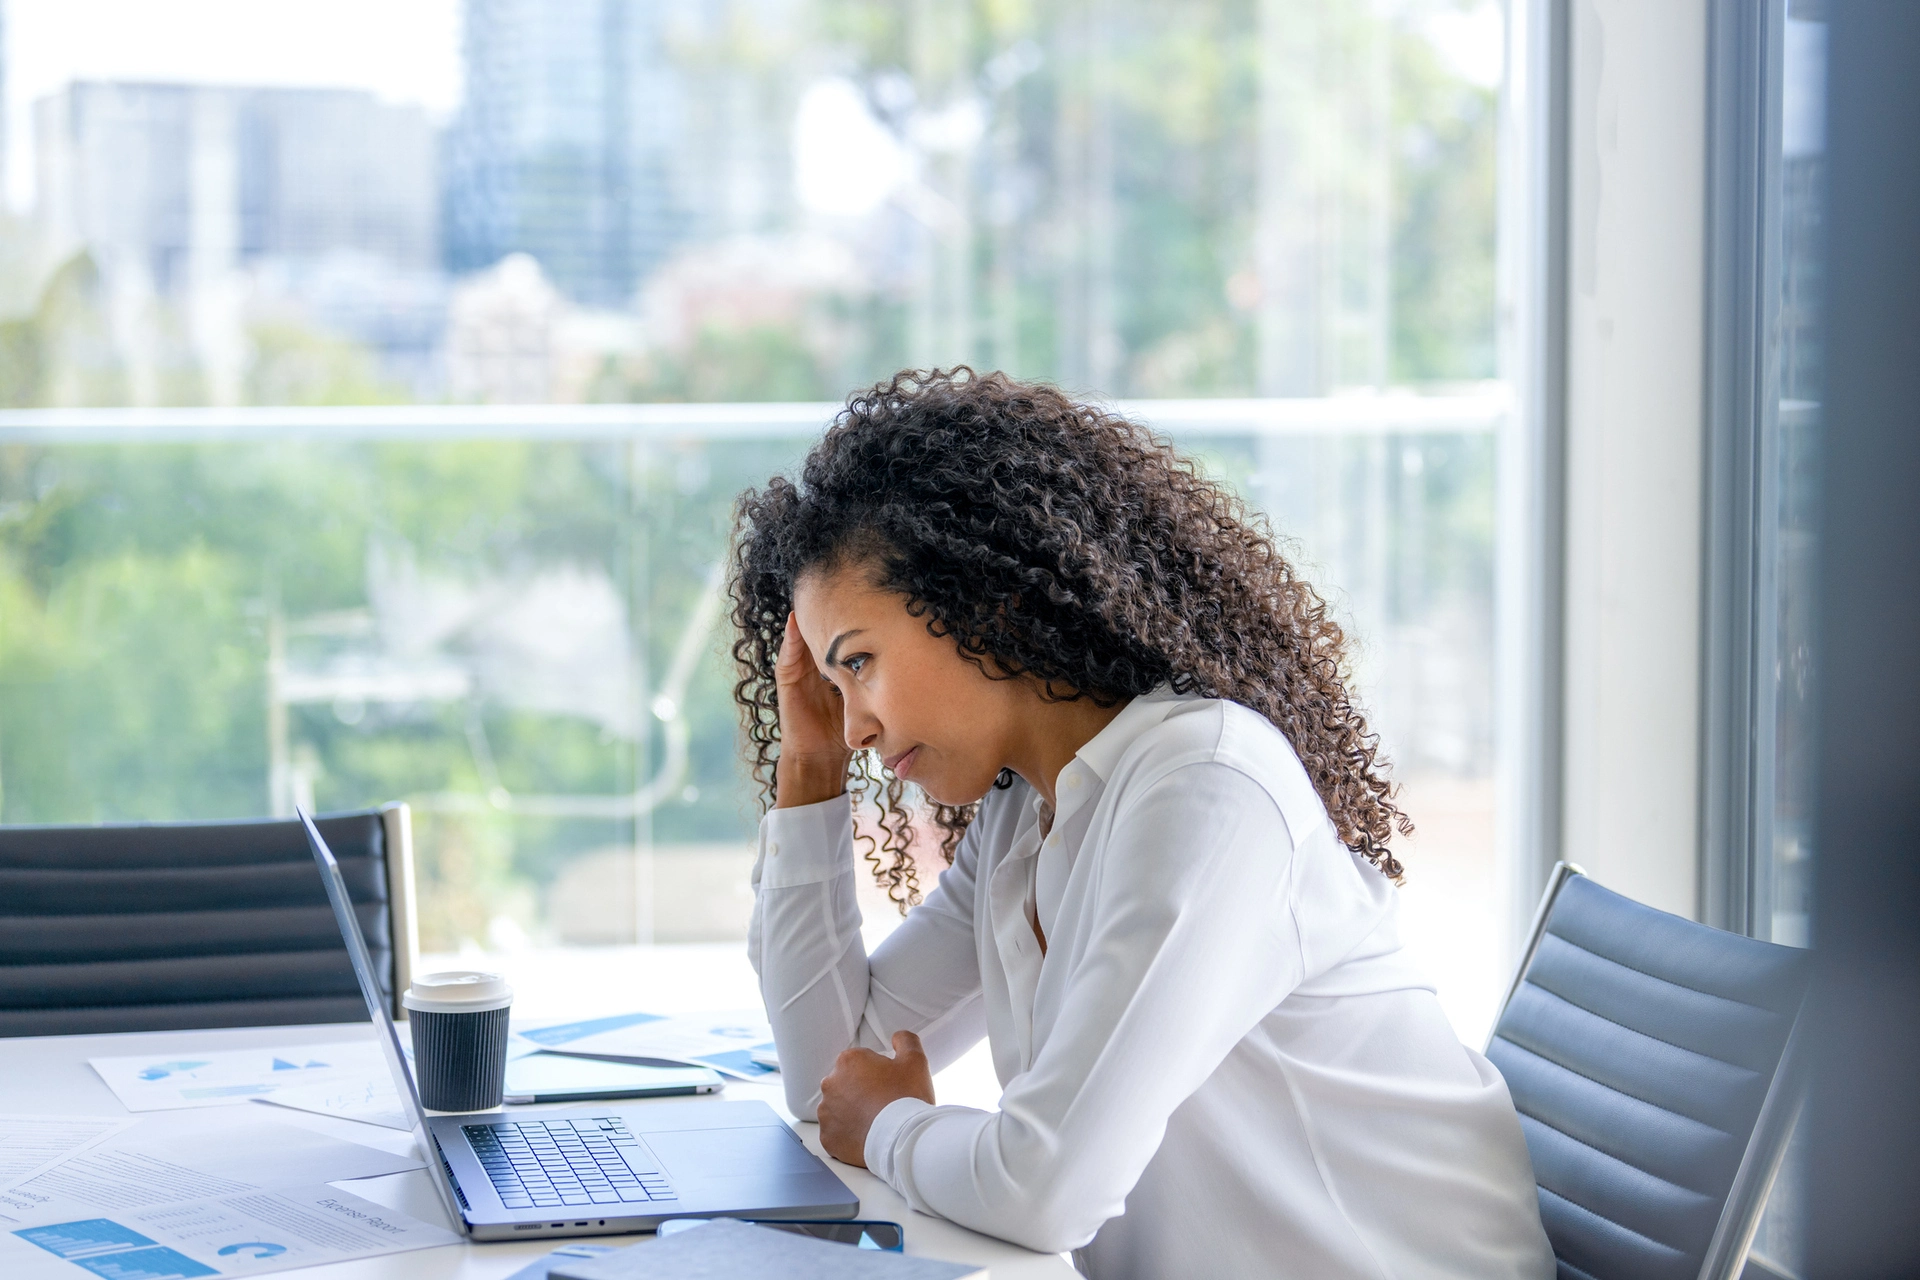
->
[443,0,686,306]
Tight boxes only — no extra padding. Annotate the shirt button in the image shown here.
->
[1066,773,1083,789]
[769,842,780,856]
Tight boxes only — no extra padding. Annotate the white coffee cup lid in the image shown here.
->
[402,970,513,1013]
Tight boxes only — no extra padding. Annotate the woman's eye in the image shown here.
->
[843,655,869,675]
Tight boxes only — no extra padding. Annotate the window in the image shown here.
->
[1703,0,1826,1271]
[1762,5,1822,953]
[1704,0,1824,949]
[0,1,1515,1048]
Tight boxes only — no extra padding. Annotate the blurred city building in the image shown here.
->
[445,252,647,403]
[32,81,439,402]
[0,2,9,208]
[445,252,564,403]
[35,82,436,279]
[443,0,806,310]
[443,0,682,308]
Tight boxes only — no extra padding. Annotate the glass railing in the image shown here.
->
[0,388,1508,1035]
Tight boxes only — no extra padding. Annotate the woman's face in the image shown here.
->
[792,561,1026,807]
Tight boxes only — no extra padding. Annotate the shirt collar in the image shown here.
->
[1071,683,1195,784]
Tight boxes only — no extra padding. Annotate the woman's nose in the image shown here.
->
[842,699,881,751]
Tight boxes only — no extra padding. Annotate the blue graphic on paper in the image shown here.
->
[517,1012,664,1047]
[135,1061,210,1082]
[693,1050,777,1078]
[270,1059,299,1071]
[66,1246,217,1279]
[14,1220,217,1278]
[16,1219,158,1259]
[216,1242,287,1258]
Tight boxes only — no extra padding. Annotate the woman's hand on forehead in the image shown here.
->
[773,611,854,808]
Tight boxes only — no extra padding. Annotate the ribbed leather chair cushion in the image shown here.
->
[1487,875,1813,1280]
[0,812,395,1037]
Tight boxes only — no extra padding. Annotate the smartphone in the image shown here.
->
[655,1217,905,1251]
[501,1052,724,1103]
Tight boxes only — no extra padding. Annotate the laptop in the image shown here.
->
[299,808,860,1242]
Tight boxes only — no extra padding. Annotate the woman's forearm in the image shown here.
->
[749,791,992,1126]
[748,794,876,1120]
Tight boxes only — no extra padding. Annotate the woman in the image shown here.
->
[732,369,1551,1278]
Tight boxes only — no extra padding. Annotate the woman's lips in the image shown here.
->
[884,746,919,778]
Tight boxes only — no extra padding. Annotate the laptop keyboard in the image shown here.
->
[464,1117,676,1209]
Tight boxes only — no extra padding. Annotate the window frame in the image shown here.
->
[1495,0,1573,953]
[1700,0,1791,942]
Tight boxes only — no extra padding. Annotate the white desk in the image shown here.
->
[0,1022,1076,1279]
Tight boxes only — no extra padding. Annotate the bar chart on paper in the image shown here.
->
[14,1218,216,1279]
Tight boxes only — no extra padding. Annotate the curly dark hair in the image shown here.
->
[729,368,1409,909]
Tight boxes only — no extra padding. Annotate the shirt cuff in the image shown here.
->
[863,1095,934,1187]
[757,793,855,888]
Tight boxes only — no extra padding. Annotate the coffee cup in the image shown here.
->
[403,970,513,1112]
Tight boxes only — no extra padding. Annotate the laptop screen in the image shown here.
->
[298,809,431,1137]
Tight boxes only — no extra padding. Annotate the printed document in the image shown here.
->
[523,1010,778,1081]
[88,1042,388,1113]
[0,1115,421,1227]
[252,1078,411,1133]
[0,1117,139,1193]
[2,1182,459,1278]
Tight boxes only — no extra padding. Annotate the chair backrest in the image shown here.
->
[0,804,418,1037]
[1486,864,1813,1280]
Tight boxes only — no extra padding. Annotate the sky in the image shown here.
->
[2,0,1505,215]
[4,0,463,210]
[1421,3,1505,91]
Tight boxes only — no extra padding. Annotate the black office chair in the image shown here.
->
[1487,863,1813,1280]
[0,804,418,1037]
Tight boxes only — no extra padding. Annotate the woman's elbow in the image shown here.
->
[987,1186,1108,1255]
[783,1076,822,1124]
[997,1218,1100,1256]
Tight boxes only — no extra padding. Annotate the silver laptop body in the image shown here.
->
[300,809,859,1242]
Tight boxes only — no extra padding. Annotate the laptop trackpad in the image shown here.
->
[643,1126,819,1179]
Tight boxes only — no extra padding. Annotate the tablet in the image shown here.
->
[503,1051,724,1104]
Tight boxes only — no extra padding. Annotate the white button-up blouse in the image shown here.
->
[749,687,1553,1279]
